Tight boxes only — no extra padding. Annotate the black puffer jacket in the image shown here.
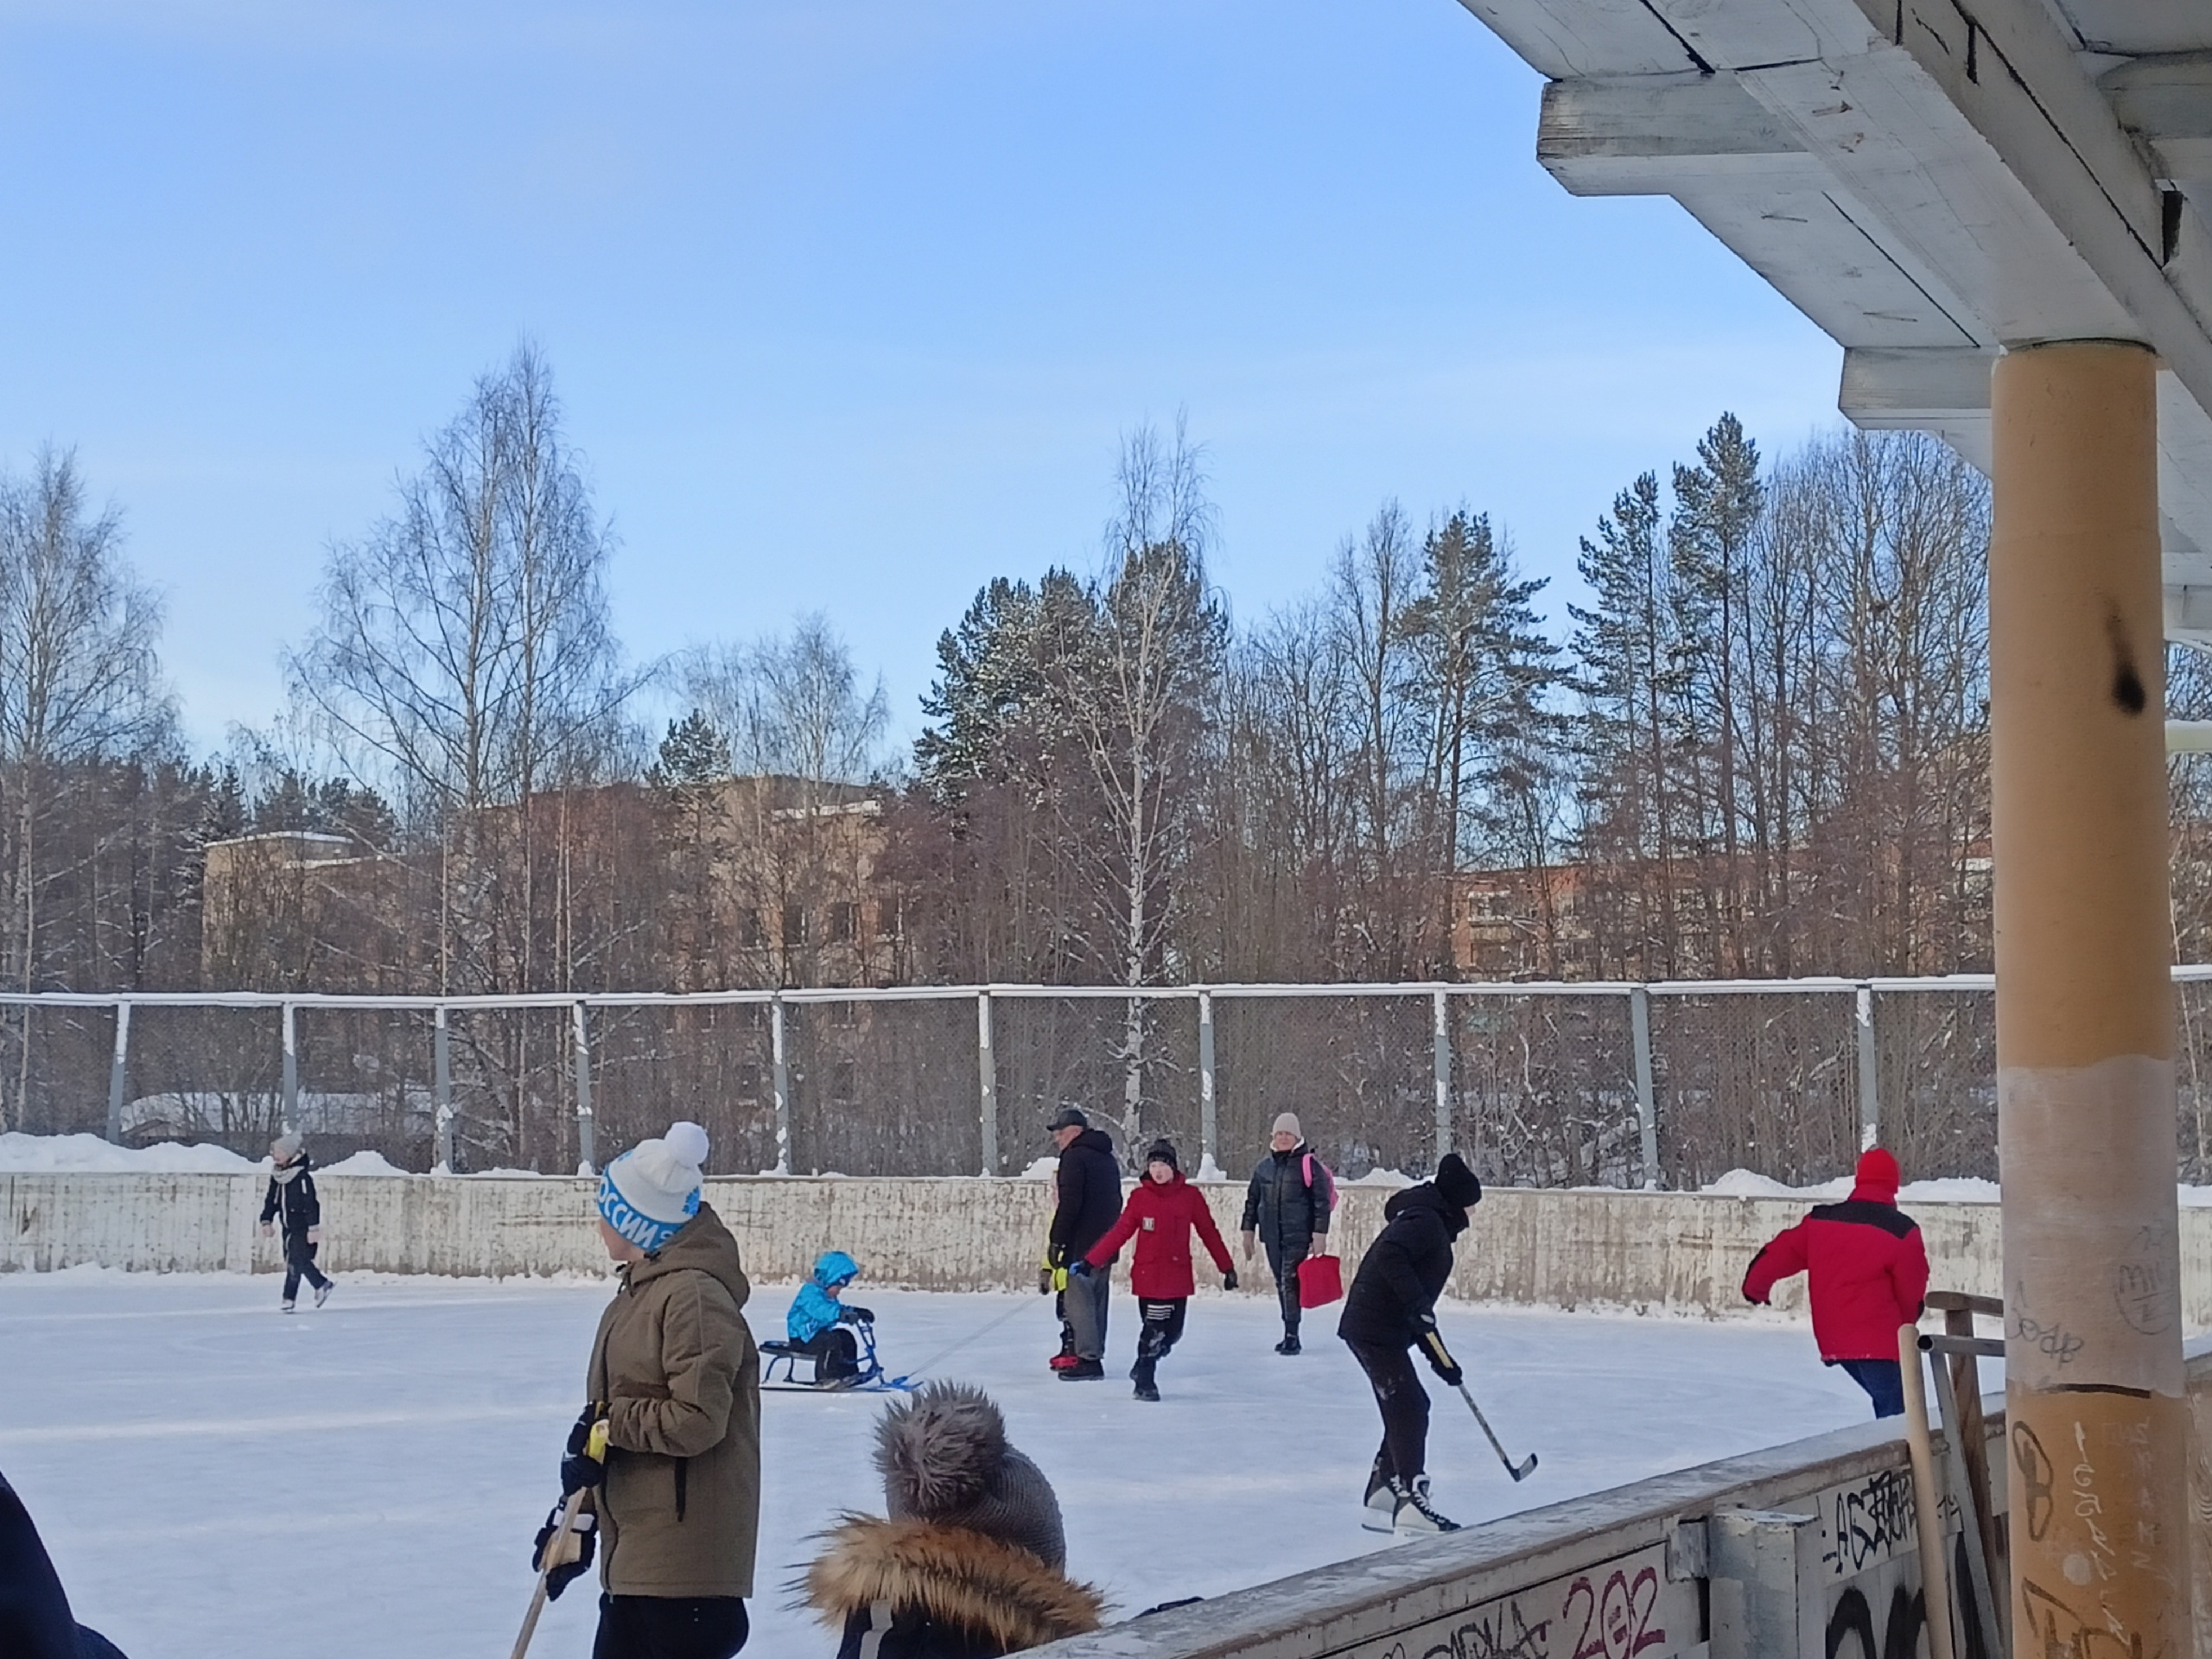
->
[1047,1128,1122,1264]
[1240,1144,1332,1252]
[1336,1184,1466,1347]
[258,1158,321,1238]
[1,1470,128,1659]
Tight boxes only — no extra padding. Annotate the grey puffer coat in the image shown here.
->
[1240,1144,1332,1253]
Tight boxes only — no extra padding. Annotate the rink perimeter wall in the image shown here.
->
[10,1172,2212,1329]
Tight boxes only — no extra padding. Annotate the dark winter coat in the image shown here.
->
[587,1201,761,1599]
[258,1159,321,1238]
[1743,1184,1930,1363]
[1084,1171,1235,1299]
[810,1517,1104,1659]
[0,1470,127,1659]
[1336,1183,1466,1348]
[1240,1144,1333,1252]
[1047,1128,1122,1265]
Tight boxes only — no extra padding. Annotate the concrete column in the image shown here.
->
[1990,340,2189,1659]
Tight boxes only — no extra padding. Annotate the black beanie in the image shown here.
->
[1435,1152,1482,1211]
[1144,1138,1180,1173]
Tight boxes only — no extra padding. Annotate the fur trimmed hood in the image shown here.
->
[806,1516,1104,1654]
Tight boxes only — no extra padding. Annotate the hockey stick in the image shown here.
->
[1455,1382,1537,1482]
[510,1489,586,1659]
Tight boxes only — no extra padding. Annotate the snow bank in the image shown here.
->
[1347,1167,1413,1188]
[1700,1168,2005,1202]
[0,1132,256,1173]
[320,1150,410,1177]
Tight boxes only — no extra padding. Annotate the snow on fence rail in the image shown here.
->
[10,968,2212,1185]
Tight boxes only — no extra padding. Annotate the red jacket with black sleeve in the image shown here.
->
[1084,1172,1235,1300]
[1743,1185,1930,1362]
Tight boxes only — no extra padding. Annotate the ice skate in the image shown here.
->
[1274,1332,1300,1355]
[1389,1476,1459,1534]
[314,1281,333,1308]
[1361,1456,1397,1531]
[1132,1357,1160,1402]
[280,1299,296,1313]
[1056,1357,1103,1381]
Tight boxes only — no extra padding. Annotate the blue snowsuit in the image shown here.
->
[789,1250,863,1344]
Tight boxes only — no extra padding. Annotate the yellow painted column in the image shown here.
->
[1990,340,2190,1658]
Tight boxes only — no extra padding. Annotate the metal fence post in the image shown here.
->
[976,990,998,1177]
[280,1002,299,1135]
[771,994,791,1175]
[433,1005,454,1172]
[105,1001,131,1144]
[571,1001,595,1174]
[1198,990,1217,1173]
[1432,988,1453,1164]
[1630,985,1659,1189]
[1854,982,1879,1151]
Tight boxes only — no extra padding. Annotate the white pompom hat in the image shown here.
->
[596,1121,710,1252]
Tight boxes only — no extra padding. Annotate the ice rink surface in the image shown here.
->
[3,1269,1888,1657]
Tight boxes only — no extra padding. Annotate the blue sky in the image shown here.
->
[0,0,1841,756]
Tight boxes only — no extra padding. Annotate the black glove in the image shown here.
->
[842,1306,875,1325]
[531,1500,597,1599]
[560,1404,609,1494]
[1070,1257,1094,1279]
[1223,1268,1239,1292]
[1414,1317,1464,1387]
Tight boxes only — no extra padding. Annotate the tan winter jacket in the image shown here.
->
[587,1201,761,1598]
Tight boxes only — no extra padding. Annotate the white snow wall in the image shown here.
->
[10,1173,2212,1327]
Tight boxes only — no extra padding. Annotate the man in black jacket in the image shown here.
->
[1,1468,128,1658]
[258,1132,334,1313]
[1239,1112,1332,1355]
[1044,1108,1121,1382]
[1338,1153,1483,1535]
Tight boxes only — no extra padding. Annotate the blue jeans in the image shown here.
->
[1837,1357,1904,1419]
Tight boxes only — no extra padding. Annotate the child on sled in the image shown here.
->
[788,1250,876,1384]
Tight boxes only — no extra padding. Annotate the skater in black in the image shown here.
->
[1337,1153,1483,1534]
[259,1132,333,1313]
[1239,1111,1332,1354]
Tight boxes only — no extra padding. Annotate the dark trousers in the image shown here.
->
[1262,1239,1308,1335]
[1135,1297,1187,1377]
[593,1593,748,1659]
[1345,1338,1431,1483]
[798,1326,860,1382]
[1837,1357,1905,1419]
[281,1233,330,1301]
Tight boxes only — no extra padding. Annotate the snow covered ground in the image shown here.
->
[5,1271,1929,1658]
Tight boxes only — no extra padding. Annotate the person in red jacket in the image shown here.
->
[1742,1147,1930,1418]
[1075,1139,1237,1401]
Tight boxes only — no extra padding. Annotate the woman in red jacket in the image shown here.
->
[1075,1140,1237,1401]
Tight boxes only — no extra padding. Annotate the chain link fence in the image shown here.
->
[6,973,2212,1185]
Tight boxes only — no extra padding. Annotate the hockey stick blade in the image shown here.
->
[1456,1382,1537,1482]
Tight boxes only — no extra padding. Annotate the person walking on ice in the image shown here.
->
[537,1120,761,1659]
[1239,1112,1333,1354]
[1741,1146,1929,1420]
[1074,1138,1236,1401]
[1044,1107,1122,1382]
[1337,1153,1484,1534]
[258,1132,333,1313]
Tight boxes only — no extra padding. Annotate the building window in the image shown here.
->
[782,903,810,947]
[827,901,855,944]
[736,907,765,948]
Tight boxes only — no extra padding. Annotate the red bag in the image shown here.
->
[1296,1250,1343,1309]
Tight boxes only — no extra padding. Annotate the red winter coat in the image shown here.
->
[1743,1184,1930,1362]
[1084,1172,1235,1300]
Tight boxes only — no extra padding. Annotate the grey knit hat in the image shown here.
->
[874,1382,1067,1569]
